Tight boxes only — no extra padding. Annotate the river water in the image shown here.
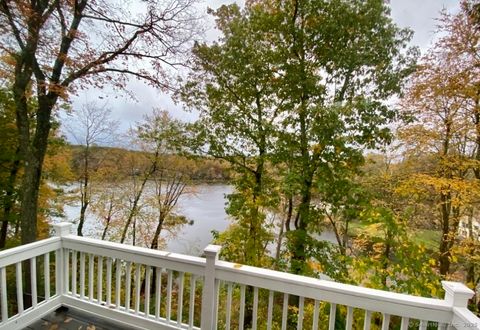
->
[57,183,337,255]
[58,184,233,254]
[166,185,233,254]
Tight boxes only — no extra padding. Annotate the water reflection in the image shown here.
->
[57,184,232,255]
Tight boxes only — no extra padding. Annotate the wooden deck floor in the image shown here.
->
[25,307,135,330]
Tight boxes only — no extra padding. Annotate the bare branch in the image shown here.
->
[85,67,171,91]
[0,1,26,50]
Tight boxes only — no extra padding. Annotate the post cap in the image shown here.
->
[442,281,474,307]
[204,244,222,257]
[53,222,73,237]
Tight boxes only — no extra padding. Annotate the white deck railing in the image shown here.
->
[0,222,478,330]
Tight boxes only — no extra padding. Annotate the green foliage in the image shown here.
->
[351,206,442,297]
[0,89,17,171]
[181,0,417,276]
[0,88,20,246]
[180,3,284,266]
[269,0,416,275]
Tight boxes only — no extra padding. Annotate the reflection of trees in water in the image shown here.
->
[84,180,194,249]
[61,184,232,254]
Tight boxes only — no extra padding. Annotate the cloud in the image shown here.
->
[390,0,459,49]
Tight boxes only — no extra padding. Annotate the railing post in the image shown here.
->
[53,222,72,296]
[53,222,72,238]
[442,281,474,308]
[201,245,222,330]
[442,281,476,329]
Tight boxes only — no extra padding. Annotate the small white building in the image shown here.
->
[458,216,480,241]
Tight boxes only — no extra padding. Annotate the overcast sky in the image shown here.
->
[66,0,461,141]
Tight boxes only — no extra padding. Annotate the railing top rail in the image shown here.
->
[453,307,480,330]
[3,224,478,330]
[216,260,453,322]
[62,235,206,275]
[0,237,61,268]
[216,260,450,308]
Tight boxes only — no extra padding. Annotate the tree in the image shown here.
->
[87,147,137,241]
[119,110,189,245]
[253,0,416,275]
[351,206,442,298]
[180,3,283,266]
[0,0,199,244]
[0,87,69,247]
[182,0,415,277]
[133,110,191,250]
[352,152,442,297]
[66,101,119,236]
[398,0,480,276]
[118,143,158,245]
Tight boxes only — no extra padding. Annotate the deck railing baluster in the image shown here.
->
[88,254,94,302]
[31,257,37,307]
[16,263,23,314]
[115,258,121,309]
[145,266,151,317]
[267,290,274,330]
[71,251,77,296]
[166,269,173,322]
[281,292,288,330]
[135,264,141,314]
[364,310,372,330]
[188,275,197,329]
[125,261,132,312]
[346,306,354,330]
[64,249,69,294]
[97,256,103,303]
[155,267,162,320]
[382,313,391,330]
[106,258,112,306]
[297,296,305,330]
[312,299,320,330]
[80,252,85,299]
[239,284,246,329]
[44,253,49,300]
[0,267,7,322]
[328,303,337,330]
[400,317,409,330]
[177,272,185,326]
[226,282,233,330]
[252,286,259,330]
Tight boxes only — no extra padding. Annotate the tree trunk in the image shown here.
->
[120,182,146,244]
[120,154,159,244]
[150,217,164,250]
[78,147,90,236]
[466,213,475,285]
[15,94,55,308]
[101,197,114,240]
[140,216,165,296]
[274,198,291,265]
[0,149,20,248]
[0,221,9,250]
[382,230,392,288]
[247,162,264,266]
[16,93,55,245]
[290,175,312,275]
[439,192,451,276]
[20,152,44,244]
[77,199,89,237]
